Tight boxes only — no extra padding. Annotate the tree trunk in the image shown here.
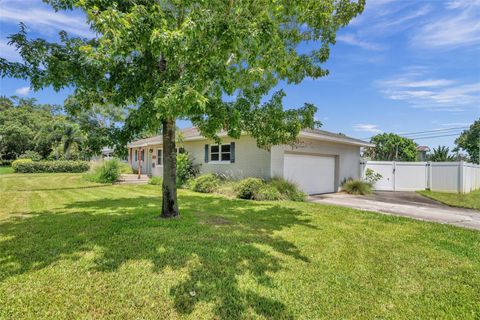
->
[161,118,180,218]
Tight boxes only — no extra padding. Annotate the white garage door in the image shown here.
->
[283,153,336,194]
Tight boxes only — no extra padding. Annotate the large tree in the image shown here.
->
[1,0,365,217]
[365,133,418,161]
[455,119,479,164]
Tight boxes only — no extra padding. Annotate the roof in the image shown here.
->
[127,127,374,148]
[417,146,431,152]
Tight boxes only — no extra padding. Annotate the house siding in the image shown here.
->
[131,136,271,179]
[270,138,361,190]
[186,136,271,179]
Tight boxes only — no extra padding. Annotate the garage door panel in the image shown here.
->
[283,154,336,194]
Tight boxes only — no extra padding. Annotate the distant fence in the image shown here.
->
[361,161,480,194]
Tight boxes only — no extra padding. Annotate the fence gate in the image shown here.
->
[361,161,480,193]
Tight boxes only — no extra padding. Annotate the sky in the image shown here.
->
[0,0,479,149]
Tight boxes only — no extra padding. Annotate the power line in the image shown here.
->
[400,127,468,137]
[361,126,468,141]
[410,133,462,140]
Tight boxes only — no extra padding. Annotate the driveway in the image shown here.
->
[309,191,480,230]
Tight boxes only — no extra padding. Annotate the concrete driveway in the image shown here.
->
[309,191,480,230]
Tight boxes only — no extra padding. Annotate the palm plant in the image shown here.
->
[429,146,455,162]
[61,124,84,160]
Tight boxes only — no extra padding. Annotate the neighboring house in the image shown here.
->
[101,147,114,159]
[417,146,430,161]
[127,127,373,194]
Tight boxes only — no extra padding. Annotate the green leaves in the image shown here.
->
[455,119,480,164]
[366,133,418,161]
[1,0,365,146]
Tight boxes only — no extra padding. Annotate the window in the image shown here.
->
[134,150,138,161]
[210,144,231,162]
[157,149,162,165]
[141,150,145,161]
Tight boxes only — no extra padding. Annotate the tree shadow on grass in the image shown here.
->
[0,193,314,319]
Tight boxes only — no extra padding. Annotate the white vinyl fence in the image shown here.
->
[361,161,480,194]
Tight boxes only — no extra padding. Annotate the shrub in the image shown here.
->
[191,173,220,193]
[0,159,12,167]
[235,177,264,199]
[12,160,90,173]
[12,159,33,172]
[149,176,163,185]
[18,151,42,161]
[269,178,306,202]
[85,159,120,183]
[118,161,133,174]
[254,184,282,201]
[176,153,199,187]
[342,179,372,195]
[364,168,382,185]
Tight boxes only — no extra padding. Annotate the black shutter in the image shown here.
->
[230,142,235,163]
[204,144,209,163]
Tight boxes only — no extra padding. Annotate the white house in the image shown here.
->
[127,127,373,194]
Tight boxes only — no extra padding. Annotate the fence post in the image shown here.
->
[392,161,396,192]
[459,161,465,194]
[427,162,432,191]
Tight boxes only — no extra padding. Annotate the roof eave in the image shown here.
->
[298,132,374,147]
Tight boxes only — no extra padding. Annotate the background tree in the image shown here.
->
[429,146,454,162]
[365,133,418,161]
[455,119,479,164]
[1,0,365,217]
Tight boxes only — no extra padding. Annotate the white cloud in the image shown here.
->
[0,39,21,62]
[412,1,480,48]
[0,2,92,38]
[337,34,384,51]
[15,86,31,96]
[378,69,480,111]
[353,124,382,133]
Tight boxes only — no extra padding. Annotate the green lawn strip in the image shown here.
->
[418,190,480,210]
[0,166,13,174]
[0,173,479,319]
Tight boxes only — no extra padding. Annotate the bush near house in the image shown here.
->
[12,159,90,173]
[149,176,163,186]
[191,173,220,193]
[342,179,372,195]
[268,178,307,202]
[83,159,120,183]
[235,178,265,200]
[254,184,282,201]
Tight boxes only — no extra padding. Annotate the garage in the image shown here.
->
[283,153,336,194]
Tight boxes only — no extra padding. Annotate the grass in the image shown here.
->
[0,166,13,174]
[418,189,480,210]
[0,173,479,319]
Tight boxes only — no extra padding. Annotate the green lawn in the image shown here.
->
[0,166,13,174]
[418,190,480,210]
[0,174,479,319]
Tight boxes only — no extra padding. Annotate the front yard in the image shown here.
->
[0,173,479,319]
[418,190,480,210]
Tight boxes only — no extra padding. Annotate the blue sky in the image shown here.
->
[0,0,479,148]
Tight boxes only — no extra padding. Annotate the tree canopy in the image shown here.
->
[365,133,418,161]
[455,119,479,164]
[0,96,120,160]
[1,0,365,217]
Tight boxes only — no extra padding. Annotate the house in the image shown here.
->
[417,146,430,161]
[127,127,374,194]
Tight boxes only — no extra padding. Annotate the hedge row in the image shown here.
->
[12,159,90,173]
[0,160,12,167]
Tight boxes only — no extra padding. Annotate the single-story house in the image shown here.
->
[127,127,374,194]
